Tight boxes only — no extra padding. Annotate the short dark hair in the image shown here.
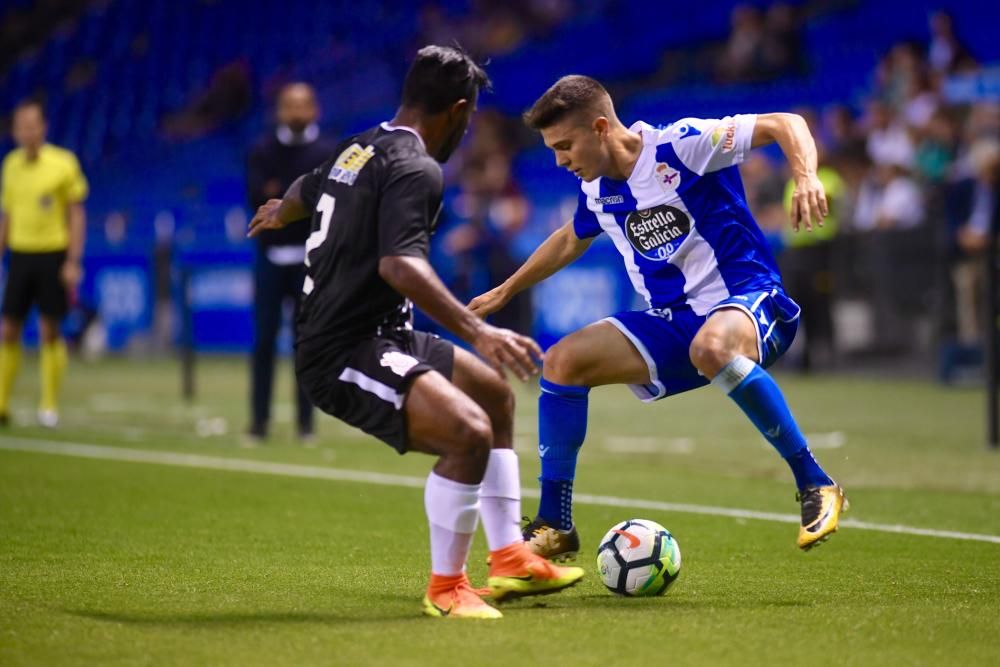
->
[401,45,491,114]
[523,75,610,130]
[13,98,46,120]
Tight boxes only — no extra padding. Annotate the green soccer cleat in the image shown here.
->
[522,516,581,562]
[797,483,849,550]
[487,541,584,603]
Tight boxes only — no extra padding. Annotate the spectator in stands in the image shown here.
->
[902,69,941,131]
[876,42,927,113]
[245,83,335,444]
[822,104,865,158]
[163,60,252,140]
[444,111,532,334]
[739,152,788,239]
[0,100,88,428]
[928,11,974,75]
[716,3,803,83]
[762,3,804,78]
[779,112,845,371]
[914,107,958,184]
[855,160,924,232]
[716,5,767,83]
[865,99,914,168]
[853,158,924,352]
[948,138,1000,345]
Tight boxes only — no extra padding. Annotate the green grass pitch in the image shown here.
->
[1,356,999,666]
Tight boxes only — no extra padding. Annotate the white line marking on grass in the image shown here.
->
[604,436,695,454]
[3,437,999,545]
[804,431,846,449]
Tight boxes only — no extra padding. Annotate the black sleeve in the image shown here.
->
[299,156,336,213]
[377,157,442,259]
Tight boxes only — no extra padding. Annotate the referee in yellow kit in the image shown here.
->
[0,100,88,427]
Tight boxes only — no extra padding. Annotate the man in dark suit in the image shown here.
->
[246,83,335,443]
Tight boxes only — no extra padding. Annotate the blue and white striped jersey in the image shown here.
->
[573,115,783,315]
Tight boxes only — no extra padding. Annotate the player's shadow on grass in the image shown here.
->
[66,609,424,627]
[571,594,812,609]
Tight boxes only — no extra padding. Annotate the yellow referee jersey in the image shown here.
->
[1,144,88,253]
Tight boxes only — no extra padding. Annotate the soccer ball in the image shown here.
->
[596,518,681,596]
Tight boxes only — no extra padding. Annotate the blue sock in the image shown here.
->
[537,378,589,530]
[712,356,833,490]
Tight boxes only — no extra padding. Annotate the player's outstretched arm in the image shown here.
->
[751,113,828,232]
[469,220,593,318]
[379,254,542,381]
[247,174,310,238]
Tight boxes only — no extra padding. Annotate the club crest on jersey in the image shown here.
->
[654,163,680,191]
[380,351,419,377]
[329,143,376,186]
[624,204,691,261]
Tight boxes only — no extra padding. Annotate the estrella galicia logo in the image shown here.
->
[675,123,701,140]
[624,204,691,261]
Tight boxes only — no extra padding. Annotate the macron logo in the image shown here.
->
[676,124,701,140]
[595,195,624,206]
[538,444,550,458]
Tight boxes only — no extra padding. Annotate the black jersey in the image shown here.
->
[247,129,337,248]
[295,123,443,359]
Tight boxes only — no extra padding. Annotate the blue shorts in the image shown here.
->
[603,289,800,402]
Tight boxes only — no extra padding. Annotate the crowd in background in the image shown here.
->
[2,1,999,383]
[739,10,1000,379]
[434,7,1000,380]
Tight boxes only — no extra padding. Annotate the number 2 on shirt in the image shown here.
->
[302,193,335,295]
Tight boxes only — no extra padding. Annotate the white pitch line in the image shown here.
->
[2,437,999,545]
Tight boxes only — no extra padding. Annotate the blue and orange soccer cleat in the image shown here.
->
[797,483,849,550]
[422,573,503,619]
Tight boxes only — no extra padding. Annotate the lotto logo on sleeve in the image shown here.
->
[329,143,376,185]
[624,204,691,261]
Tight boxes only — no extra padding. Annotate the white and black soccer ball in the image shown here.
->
[596,518,681,596]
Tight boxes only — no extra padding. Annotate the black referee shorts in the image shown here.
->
[296,330,455,453]
[1,250,68,321]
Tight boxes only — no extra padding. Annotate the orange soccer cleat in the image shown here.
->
[422,573,503,619]
[487,541,585,603]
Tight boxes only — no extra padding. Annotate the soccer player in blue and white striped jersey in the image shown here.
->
[470,75,848,555]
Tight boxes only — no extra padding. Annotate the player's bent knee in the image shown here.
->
[542,341,584,385]
[480,371,515,420]
[453,410,493,460]
[689,332,732,378]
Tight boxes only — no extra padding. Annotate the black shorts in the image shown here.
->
[1,251,68,320]
[296,330,455,453]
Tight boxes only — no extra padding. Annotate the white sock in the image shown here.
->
[425,471,481,576]
[480,448,523,550]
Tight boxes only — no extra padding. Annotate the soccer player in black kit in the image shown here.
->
[248,46,583,619]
